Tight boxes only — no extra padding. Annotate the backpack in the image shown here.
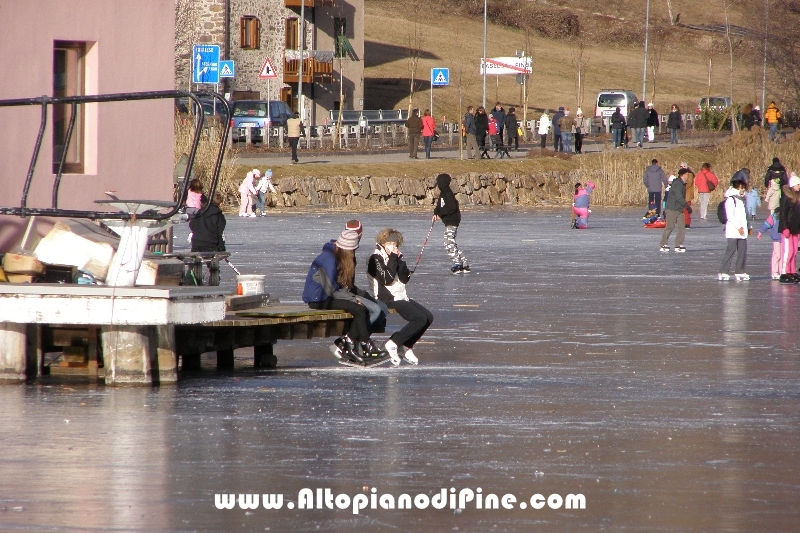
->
[717,197,735,224]
[766,168,787,188]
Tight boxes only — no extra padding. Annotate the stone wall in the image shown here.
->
[263,172,577,208]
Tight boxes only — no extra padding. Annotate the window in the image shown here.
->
[334,17,347,58]
[240,16,261,49]
[53,41,86,174]
[285,18,299,50]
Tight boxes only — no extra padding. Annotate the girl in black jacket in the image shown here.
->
[367,229,433,365]
[432,173,469,273]
[474,107,489,147]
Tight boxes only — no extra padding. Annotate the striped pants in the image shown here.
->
[444,225,468,267]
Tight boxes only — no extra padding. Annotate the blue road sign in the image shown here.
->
[192,44,220,84]
[431,67,449,86]
[219,60,235,78]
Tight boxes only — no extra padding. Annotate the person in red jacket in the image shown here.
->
[421,109,437,159]
[695,162,719,220]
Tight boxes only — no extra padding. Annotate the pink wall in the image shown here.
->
[0,1,175,251]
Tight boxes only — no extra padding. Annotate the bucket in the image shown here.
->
[236,274,266,296]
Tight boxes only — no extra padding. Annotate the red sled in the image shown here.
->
[644,220,666,228]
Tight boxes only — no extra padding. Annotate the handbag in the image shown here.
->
[433,130,440,142]
[517,126,524,137]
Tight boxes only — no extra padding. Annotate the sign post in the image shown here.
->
[259,57,279,120]
[430,67,449,127]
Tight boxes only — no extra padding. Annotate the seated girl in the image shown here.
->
[367,228,434,366]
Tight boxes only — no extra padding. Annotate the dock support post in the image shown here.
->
[0,322,30,381]
[217,349,235,370]
[254,344,277,369]
[101,325,177,385]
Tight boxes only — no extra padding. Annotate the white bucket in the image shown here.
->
[236,274,266,296]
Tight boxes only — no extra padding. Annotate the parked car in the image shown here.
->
[229,100,293,144]
[696,96,731,114]
[594,89,639,125]
[174,97,228,127]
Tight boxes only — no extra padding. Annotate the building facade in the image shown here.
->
[176,0,364,126]
[0,1,175,251]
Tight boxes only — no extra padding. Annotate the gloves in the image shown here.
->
[686,206,692,214]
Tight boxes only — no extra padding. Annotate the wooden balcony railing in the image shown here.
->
[283,58,333,84]
[284,0,334,8]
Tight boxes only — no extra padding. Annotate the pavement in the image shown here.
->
[234,135,719,167]
[1,207,798,532]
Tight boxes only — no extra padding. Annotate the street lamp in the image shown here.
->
[482,0,487,108]
[642,0,650,101]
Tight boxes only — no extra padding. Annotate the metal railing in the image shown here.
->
[0,90,229,221]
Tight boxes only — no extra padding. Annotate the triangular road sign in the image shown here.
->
[259,58,278,79]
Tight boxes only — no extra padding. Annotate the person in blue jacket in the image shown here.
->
[302,227,386,364]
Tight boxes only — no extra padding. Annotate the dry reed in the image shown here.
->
[174,116,239,208]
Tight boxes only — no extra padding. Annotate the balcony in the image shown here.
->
[284,0,334,7]
[283,51,334,84]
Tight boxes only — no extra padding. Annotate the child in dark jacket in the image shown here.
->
[189,193,226,252]
[432,173,469,273]
[367,228,433,366]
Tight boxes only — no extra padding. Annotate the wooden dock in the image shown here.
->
[0,284,355,385]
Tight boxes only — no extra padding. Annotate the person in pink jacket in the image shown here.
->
[571,181,595,229]
[238,169,259,217]
[421,109,436,159]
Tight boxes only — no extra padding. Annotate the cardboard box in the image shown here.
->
[135,257,185,286]
[6,274,36,283]
[2,252,45,275]
[33,223,115,281]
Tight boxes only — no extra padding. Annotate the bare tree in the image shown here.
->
[570,37,589,109]
[666,0,675,25]
[648,27,670,103]
[406,0,424,115]
[175,0,201,90]
[765,1,800,107]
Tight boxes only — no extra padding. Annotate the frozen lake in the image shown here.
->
[1,207,798,532]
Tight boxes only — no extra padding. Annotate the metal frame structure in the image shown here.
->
[0,90,230,221]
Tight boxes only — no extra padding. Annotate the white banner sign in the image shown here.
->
[480,57,532,76]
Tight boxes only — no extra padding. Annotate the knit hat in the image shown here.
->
[647,102,654,108]
[668,175,677,183]
[265,169,273,178]
[773,157,781,164]
[345,219,362,236]
[790,175,800,188]
[336,229,360,250]
[252,168,261,177]
[576,108,583,116]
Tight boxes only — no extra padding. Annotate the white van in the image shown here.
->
[595,90,639,127]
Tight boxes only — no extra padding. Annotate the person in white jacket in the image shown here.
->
[238,169,259,217]
[718,177,750,281]
[537,111,551,150]
[254,169,276,216]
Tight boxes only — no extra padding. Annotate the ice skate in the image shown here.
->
[401,346,419,365]
[384,339,402,366]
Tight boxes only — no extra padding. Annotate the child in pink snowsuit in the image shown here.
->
[572,181,595,229]
[185,178,204,218]
[238,169,259,217]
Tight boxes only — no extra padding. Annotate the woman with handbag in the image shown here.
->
[573,109,590,154]
[421,109,436,159]
[695,162,719,220]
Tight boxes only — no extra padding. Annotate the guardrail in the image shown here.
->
[0,90,229,221]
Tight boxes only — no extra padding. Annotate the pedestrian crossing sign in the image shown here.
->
[219,60,235,78]
[431,68,449,86]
